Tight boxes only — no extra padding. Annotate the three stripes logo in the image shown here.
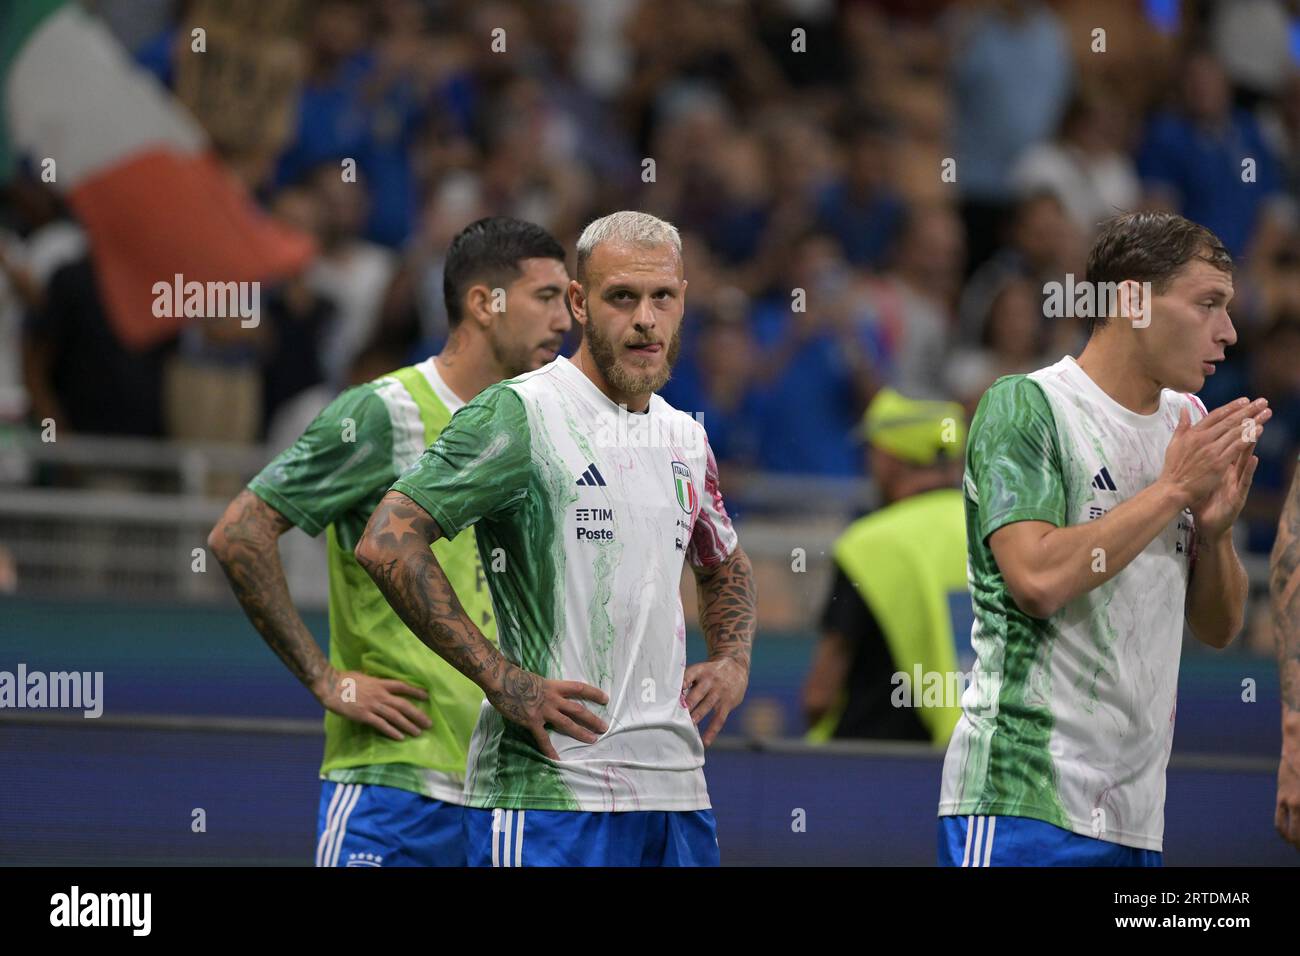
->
[1091,466,1118,492]
[492,808,525,867]
[576,462,607,487]
[316,783,363,867]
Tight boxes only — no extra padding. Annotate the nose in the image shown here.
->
[1218,309,1237,348]
[633,297,658,333]
[553,295,572,332]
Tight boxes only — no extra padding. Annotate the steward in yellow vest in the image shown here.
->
[804,389,971,746]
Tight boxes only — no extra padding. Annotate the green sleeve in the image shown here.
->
[392,384,532,538]
[247,385,396,536]
[968,375,1067,543]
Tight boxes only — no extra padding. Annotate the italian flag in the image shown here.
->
[0,0,314,349]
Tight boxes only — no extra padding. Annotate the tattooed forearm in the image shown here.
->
[494,665,549,730]
[356,491,509,692]
[693,545,757,671]
[1271,474,1300,714]
[209,489,332,692]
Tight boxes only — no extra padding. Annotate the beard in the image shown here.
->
[584,316,682,397]
[490,331,537,378]
[489,323,563,378]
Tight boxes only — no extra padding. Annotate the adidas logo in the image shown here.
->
[1091,466,1117,491]
[576,463,607,487]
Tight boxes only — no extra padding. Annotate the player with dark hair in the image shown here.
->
[939,211,1270,866]
[208,216,570,866]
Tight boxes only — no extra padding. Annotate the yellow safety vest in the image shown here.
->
[810,487,969,746]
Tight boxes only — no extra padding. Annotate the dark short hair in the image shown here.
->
[1084,212,1233,335]
[443,217,566,328]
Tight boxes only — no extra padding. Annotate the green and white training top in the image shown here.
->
[393,355,739,812]
[939,356,1204,851]
[248,358,496,804]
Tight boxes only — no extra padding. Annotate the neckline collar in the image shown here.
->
[1061,356,1170,431]
[555,354,655,415]
[420,357,467,413]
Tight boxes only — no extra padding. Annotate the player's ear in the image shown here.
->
[463,283,496,330]
[567,278,588,328]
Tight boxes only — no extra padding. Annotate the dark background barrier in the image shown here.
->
[0,719,1289,866]
[0,596,1291,866]
[0,596,1283,748]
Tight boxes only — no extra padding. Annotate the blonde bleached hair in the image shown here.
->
[575,211,682,285]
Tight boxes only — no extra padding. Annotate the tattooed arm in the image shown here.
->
[208,489,432,740]
[683,545,757,746]
[1271,469,1300,849]
[354,491,608,760]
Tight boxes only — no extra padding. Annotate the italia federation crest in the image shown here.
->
[671,461,696,515]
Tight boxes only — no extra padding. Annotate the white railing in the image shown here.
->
[0,432,855,613]
[0,431,1275,614]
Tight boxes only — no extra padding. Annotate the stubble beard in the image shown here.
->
[584,316,681,397]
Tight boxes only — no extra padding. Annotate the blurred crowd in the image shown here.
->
[3,0,1300,553]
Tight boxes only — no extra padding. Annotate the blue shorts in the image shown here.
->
[463,808,721,867]
[938,814,1163,867]
[315,781,465,867]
